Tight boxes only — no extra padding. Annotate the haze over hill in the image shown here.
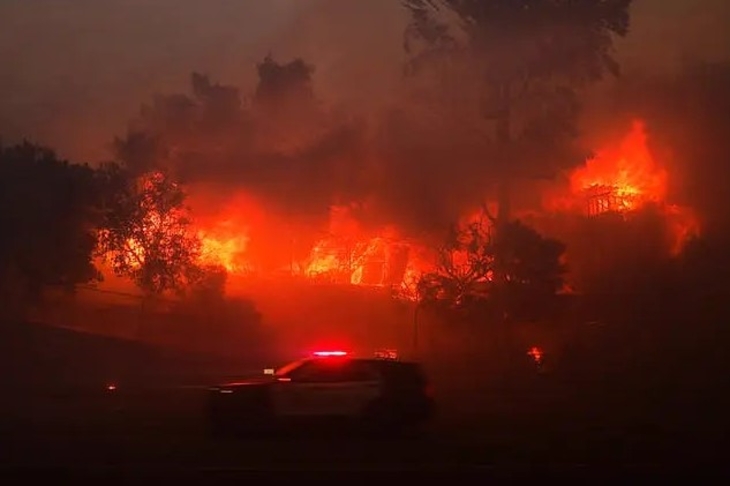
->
[1,0,728,162]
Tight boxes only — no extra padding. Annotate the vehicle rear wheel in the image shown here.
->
[360,401,399,436]
[361,402,430,439]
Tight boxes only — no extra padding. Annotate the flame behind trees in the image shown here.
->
[0,141,222,314]
[417,214,494,307]
[96,166,205,296]
[402,0,632,304]
[417,208,566,314]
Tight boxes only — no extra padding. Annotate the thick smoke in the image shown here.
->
[2,0,729,238]
[112,54,499,237]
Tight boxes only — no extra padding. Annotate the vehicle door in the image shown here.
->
[331,360,381,416]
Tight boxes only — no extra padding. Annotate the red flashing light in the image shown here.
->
[312,350,348,357]
[106,383,117,392]
[375,349,398,360]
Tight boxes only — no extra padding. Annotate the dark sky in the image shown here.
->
[1,0,728,162]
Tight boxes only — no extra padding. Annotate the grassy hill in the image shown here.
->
[0,320,265,394]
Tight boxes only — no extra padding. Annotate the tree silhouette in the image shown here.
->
[112,72,245,179]
[491,218,567,300]
[254,55,316,111]
[191,72,242,129]
[417,213,493,307]
[0,142,102,315]
[251,55,326,155]
[112,130,166,176]
[418,209,566,315]
[402,0,631,223]
[96,166,201,295]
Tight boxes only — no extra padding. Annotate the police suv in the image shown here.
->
[207,350,434,436]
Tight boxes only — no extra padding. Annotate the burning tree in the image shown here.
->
[96,166,203,295]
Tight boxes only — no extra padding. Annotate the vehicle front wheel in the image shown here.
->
[209,414,236,439]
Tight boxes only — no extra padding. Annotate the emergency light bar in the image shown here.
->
[312,350,348,357]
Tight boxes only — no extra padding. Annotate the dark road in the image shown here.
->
[1,322,727,476]
[1,385,726,477]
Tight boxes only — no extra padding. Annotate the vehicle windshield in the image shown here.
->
[274,358,308,377]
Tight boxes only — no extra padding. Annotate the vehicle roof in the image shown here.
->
[306,357,426,375]
[309,356,422,366]
[275,356,423,374]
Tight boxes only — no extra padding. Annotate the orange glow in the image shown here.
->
[571,120,668,214]
[197,221,250,273]
[306,239,347,279]
[123,238,145,269]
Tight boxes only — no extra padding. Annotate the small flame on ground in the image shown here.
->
[527,346,544,364]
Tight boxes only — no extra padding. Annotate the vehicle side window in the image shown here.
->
[342,361,379,382]
[275,358,307,377]
[288,360,379,383]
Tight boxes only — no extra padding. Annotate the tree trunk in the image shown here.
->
[493,108,512,289]
[493,107,518,383]
[136,293,156,342]
[495,109,512,226]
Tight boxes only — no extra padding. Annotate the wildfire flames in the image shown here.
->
[549,120,700,254]
[571,120,668,215]
[193,203,433,299]
[100,120,699,294]
[197,222,250,274]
